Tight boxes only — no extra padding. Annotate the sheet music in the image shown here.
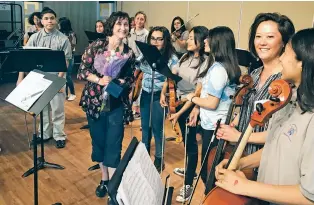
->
[5,71,52,112]
[117,142,164,205]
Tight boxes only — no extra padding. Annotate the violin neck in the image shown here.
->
[226,124,253,170]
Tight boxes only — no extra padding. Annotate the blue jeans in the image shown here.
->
[66,57,75,96]
[87,106,124,168]
[140,90,164,158]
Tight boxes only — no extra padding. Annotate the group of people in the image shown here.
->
[18,6,314,205]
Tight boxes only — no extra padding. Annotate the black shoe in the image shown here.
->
[55,140,66,149]
[154,157,165,172]
[96,180,108,198]
[88,164,100,171]
[80,124,89,129]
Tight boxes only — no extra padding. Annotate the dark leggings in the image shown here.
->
[177,105,198,186]
[200,128,217,185]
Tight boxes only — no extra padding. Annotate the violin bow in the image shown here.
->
[182,117,190,205]
[171,13,200,35]
[160,106,166,175]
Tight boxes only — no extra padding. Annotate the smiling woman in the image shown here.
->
[216,13,296,157]
[77,11,135,204]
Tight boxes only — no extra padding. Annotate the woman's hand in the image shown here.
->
[168,112,180,125]
[188,107,199,127]
[215,168,248,195]
[216,123,241,142]
[186,93,196,102]
[160,92,168,108]
[98,76,112,86]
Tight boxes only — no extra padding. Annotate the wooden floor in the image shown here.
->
[0,78,205,205]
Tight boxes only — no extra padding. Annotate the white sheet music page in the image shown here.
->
[5,71,52,112]
[117,142,164,205]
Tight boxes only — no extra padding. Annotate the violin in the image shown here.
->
[131,69,143,102]
[172,30,182,40]
[202,79,292,205]
[166,78,183,143]
[205,75,254,194]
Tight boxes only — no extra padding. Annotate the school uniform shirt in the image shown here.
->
[26,28,72,76]
[257,88,314,204]
[140,54,179,93]
[174,54,208,99]
[127,28,149,57]
[172,30,189,54]
[199,62,236,130]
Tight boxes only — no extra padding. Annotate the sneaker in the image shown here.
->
[173,168,198,180]
[67,94,76,101]
[176,185,193,202]
[133,112,141,120]
[55,140,66,149]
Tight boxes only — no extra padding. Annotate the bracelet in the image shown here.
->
[190,96,196,103]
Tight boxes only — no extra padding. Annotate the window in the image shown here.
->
[23,1,42,32]
[98,1,116,21]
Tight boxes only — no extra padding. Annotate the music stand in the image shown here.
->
[236,48,262,73]
[135,41,182,173]
[3,49,67,205]
[107,137,174,205]
[84,31,105,43]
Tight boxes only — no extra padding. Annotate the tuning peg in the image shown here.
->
[270,96,280,102]
[256,103,264,115]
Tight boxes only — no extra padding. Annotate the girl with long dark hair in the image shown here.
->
[138,26,178,172]
[59,17,77,101]
[160,26,208,202]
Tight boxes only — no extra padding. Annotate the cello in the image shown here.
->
[201,79,292,205]
[205,74,254,194]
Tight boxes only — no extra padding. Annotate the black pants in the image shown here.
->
[177,104,198,186]
[87,106,124,168]
[200,128,217,185]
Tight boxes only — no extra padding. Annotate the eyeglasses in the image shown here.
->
[150,37,164,43]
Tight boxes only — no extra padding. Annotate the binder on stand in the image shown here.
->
[107,137,174,205]
[3,49,68,205]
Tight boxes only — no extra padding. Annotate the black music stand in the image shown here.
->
[3,49,67,205]
[236,48,262,73]
[84,30,105,43]
[135,41,182,172]
[107,137,174,205]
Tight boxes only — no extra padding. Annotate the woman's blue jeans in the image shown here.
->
[140,90,164,158]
